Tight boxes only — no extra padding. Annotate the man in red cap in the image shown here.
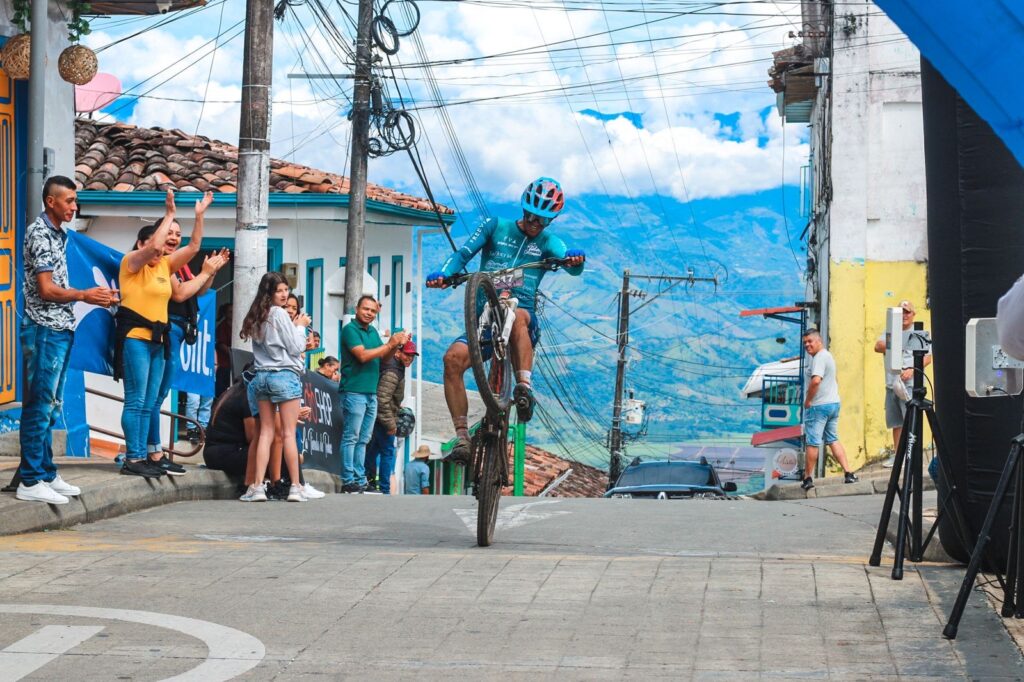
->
[365,336,418,493]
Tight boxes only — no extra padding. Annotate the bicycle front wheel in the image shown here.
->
[464,272,514,415]
[476,414,508,547]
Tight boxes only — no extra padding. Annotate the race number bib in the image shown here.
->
[492,268,524,291]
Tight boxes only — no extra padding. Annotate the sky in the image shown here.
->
[79,0,811,466]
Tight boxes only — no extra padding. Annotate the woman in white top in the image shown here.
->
[238,272,311,502]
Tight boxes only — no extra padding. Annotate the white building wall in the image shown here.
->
[827,8,926,264]
[78,205,418,450]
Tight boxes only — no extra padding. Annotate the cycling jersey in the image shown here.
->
[439,217,583,311]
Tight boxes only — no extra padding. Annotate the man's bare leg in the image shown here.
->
[443,342,473,462]
[829,440,854,474]
[510,308,534,379]
[805,445,819,482]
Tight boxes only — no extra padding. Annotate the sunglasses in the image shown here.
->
[524,211,554,227]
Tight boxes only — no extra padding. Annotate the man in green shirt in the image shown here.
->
[340,295,409,492]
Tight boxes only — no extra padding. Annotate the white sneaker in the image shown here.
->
[883,455,895,468]
[287,484,307,502]
[48,475,81,497]
[239,483,267,502]
[16,481,69,505]
[302,482,326,499]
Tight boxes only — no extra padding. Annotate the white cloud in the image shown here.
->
[85,2,808,202]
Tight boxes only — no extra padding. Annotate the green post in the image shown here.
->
[514,422,526,496]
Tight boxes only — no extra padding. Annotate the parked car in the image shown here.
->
[604,457,738,499]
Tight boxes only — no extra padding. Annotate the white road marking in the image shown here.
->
[454,499,570,534]
[195,534,302,543]
[0,625,104,682]
[0,605,265,682]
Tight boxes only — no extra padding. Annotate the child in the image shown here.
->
[238,272,311,502]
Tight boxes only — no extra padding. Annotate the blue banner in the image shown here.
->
[66,230,216,397]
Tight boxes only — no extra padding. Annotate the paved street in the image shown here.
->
[0,492,1021,680]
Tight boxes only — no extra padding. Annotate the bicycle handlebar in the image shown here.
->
[439,257,574,289]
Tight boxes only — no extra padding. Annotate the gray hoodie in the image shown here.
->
[253,305,307,373]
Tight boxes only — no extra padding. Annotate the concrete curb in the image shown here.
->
[756,474,935,501]
[0,466,341,537]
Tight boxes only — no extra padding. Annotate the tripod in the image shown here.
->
[869,346,974,580]
[942,430,1024,639]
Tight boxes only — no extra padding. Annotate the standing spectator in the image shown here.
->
[144,191,227,452]
[285,293,300,320]
[801,329,859,491]
[366,339,418,493]
[16,176,118,504]
[404,445,432,495]
[115,190,202,478]
[317,356,340,381]
[873,300,932,467]
[339,296,409,493]
[238,272,310,502]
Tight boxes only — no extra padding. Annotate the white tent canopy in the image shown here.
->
[740,359,800,399]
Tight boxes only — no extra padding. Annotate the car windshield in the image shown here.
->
[616,462,713,488]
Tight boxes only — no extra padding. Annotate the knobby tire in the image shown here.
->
[476,414,507,547]
[464,273,513,415]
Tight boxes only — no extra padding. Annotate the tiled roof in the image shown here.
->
[73,119,453,215]
[501,445,608,498]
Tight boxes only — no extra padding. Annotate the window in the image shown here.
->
[391,256,404,331]
[305,258,323,332]
[366,256,381,303]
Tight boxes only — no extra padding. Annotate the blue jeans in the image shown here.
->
[18,320,73,485]
[185,392,213,428]
[366,422,397,493]
[147,322,184,453]
[121,339,166,462]
[341,392,377,485]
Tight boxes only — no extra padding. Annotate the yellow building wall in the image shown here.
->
[827,260,931,472]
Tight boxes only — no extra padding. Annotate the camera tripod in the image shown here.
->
[942,428,1024,638]
[869,347,974,580]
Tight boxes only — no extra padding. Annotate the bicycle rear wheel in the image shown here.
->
[476,414,508,547]
[464,272,514,415]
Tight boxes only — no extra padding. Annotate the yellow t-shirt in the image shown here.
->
[119,255,172,341]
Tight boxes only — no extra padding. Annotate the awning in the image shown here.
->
[740,359,800,399]
[875,0,1024,168]
[86,1,205,15]
[751,425,802,448]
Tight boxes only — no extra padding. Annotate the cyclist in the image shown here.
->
[426,177,586,463]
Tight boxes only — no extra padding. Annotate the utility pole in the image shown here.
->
[343,0,375,314]
[608,270,631,487]
[25,0,49,223]
[607,269,719,488]
[232,0,274,348]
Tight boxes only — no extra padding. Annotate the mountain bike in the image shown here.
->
[445,257,573,546]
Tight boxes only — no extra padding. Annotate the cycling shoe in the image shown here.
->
[513,383,535,423]
[445,437,473,465]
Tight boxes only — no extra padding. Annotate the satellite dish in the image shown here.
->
[75,73,122,114]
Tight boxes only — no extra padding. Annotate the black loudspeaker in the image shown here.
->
[923,58,1024,563]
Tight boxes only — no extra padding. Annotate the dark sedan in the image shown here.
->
[604,457,738,499]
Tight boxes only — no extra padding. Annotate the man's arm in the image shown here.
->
[36,271,118,306]
[346,329,408,364]
[874,338,886,353]
[804,376,822,408]
[439,218,496,277]
[544,235,585,276]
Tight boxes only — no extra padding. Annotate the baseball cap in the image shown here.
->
[899,300,915,313]
[401,340,419,355]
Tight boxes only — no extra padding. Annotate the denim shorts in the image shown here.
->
[805,402,840,447]
[246,369,302,415]
[455,309,540,361]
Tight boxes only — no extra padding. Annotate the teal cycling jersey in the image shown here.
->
[440,217,584,311]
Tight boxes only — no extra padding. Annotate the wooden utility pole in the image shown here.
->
[232,0,274,347]
[607,270,719,488]
[608,270,631,487]
[343,0,375,314]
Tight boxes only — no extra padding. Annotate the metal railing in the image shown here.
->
[85,387,205,459]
